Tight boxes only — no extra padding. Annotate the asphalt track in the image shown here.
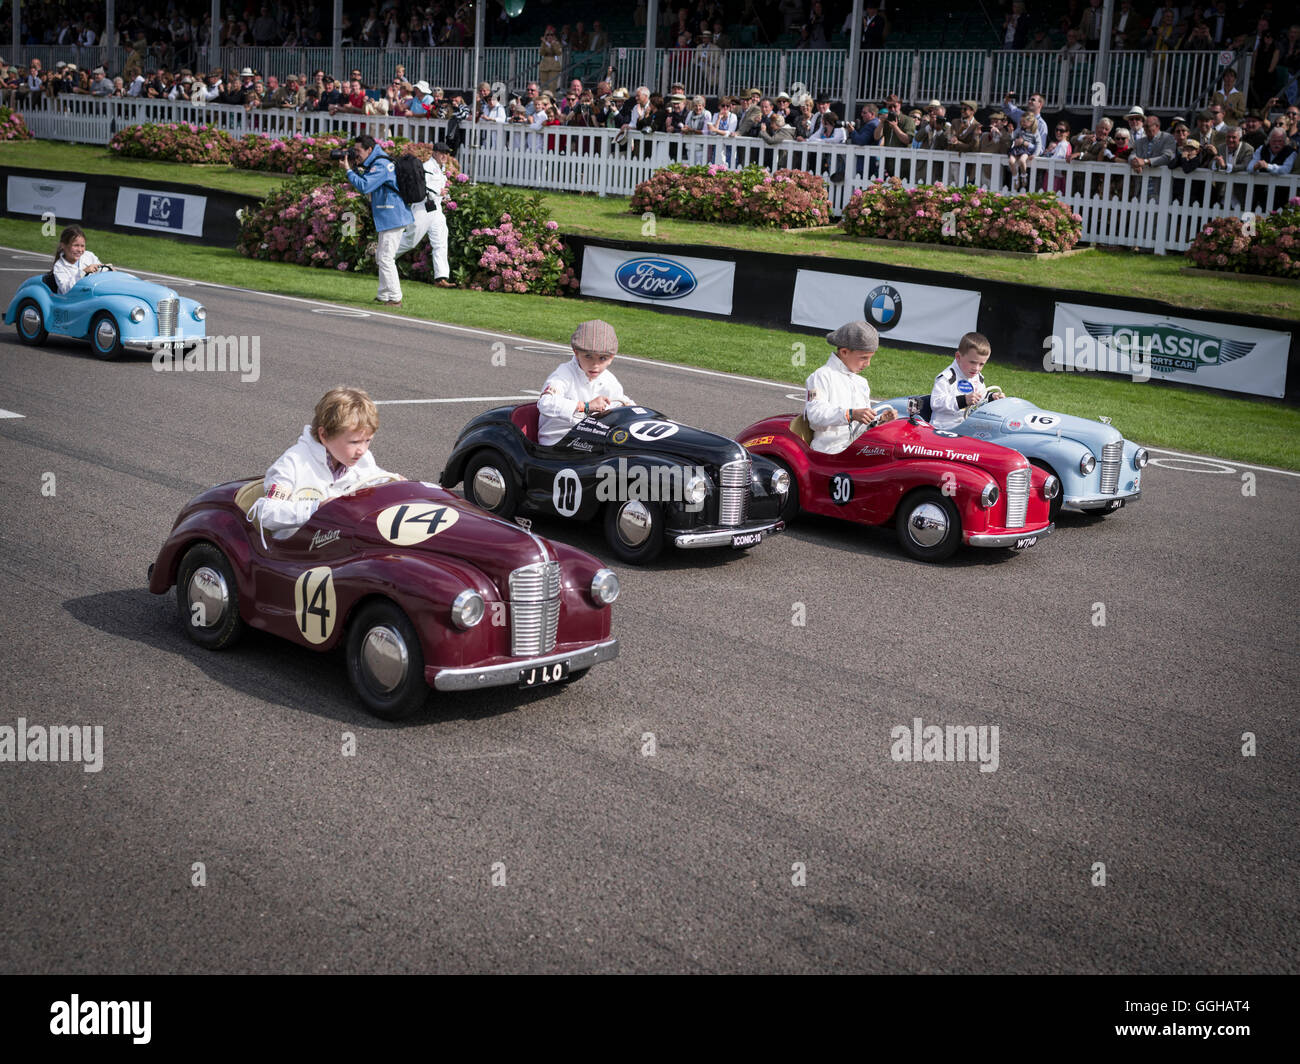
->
[0,248,1296,975]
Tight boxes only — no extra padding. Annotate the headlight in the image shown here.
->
[450,590,484,629]
[1079,453,1095,475]
[591,569,620,606]
[979,481,999,508]
[1043,475,1060,500]
[683,473,707,507]
[129,306,146,323]
[1134,448,1149,469]
[193,306,206,321]
[770,468,790,495]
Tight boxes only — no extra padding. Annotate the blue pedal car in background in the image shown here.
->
[881,393,1149,520]
[5,268,206,360]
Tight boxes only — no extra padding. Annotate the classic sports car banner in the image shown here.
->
[580,246,735,315]
[6,176,85,220]
[791,270,981,349]
[1051,302,1289,398]
[114,187,207,238]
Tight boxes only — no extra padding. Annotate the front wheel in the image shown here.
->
[15,299,48,345]
[176,542,245,649]
[89,311,125,360]
[603,498,665,565]
[346,600,429,721]
[895,489,962,563]
[1030,460,1063,522]
[463,451,520,519]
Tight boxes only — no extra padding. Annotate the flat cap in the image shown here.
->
[571,320,618,357]
[961,99,978,110]
[826,320,879,351]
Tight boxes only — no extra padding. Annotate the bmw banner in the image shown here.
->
[1052,302,1289,398]
[114,187,208,238]
[581,246,735,315]
[791,270,980,349]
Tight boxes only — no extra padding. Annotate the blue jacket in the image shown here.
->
[346,148,414,232]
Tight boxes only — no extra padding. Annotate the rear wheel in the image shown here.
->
[15,299,48,345]
[1030,460,1063,522]
[603,498,665,565]
[89,311,125,360]
[895,489,961,563]
[176,543,245,649]
[346,600,429,721]
[463,451,520,519]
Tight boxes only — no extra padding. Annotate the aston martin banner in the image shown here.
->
[1050,302,1290,398]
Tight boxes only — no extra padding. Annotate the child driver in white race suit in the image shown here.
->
[394,141,454,286]
[537,320,633,446]
[249,387,400,540]
[804,320,897,454]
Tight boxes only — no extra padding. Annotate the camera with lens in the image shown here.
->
[329,146,362,165]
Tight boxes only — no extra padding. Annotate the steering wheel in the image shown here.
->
[333,473,404,497]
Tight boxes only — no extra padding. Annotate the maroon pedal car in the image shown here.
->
[736,412,1058,562]
[148,476,620,720]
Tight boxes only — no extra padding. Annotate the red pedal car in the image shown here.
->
[736,413,1058,562]
[148,477,619,719]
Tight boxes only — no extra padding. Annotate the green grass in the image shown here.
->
[5,140,1297,320]
[3,216,1296,470]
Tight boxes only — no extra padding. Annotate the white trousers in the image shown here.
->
[395,202,450,281]
[376,226,403,302]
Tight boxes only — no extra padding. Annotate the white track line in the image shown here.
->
[0,409,25,419]
[4,244,1296,479]
[377,395,535,405]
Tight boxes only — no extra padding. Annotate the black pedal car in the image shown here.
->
[440,403,788,564]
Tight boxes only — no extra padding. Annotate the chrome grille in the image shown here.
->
[1005,468,1029,528]
[509,561,561,656]
[1099,441,1123,495]
[156,298,178,337]
[718,458,750,527]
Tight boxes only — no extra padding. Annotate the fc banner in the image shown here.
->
[1051,302,1290,398]
[791,270,981,349]
[114,187,207,238]
[580,246,735,315]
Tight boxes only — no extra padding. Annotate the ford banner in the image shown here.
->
[581,246,735,315]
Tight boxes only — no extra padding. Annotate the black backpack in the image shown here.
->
[394,153,427,205]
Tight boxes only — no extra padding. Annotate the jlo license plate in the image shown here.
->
[519,661,570,688]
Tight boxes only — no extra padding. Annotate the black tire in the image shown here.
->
[15,299,48,345]
[772,458,799,525]
[89,311,125,360]
[346,600,429,721]
[1030,460,1062,522]
[175,543,245,650]
[895,488,962,563]
[603,498,665,565]
[463,450,521,519]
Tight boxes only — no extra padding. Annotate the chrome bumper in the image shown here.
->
[123,336,204,352]
[430,638,619,691]
[967,523,1054,548]
[669,519,785,549]
[1063,490,1141,511]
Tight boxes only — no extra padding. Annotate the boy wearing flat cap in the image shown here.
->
[537,320,634,446]
[804,321,896,454]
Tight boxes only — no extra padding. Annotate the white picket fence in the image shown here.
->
[11,96,1298,255]
[8,44,1249,115]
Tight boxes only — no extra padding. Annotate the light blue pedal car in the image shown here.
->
[882,393,1148,520]
[5,268,206,360]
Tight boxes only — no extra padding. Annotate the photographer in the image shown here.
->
[341,134,414,307]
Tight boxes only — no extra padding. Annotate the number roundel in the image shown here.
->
[553,469,582,517]
[377,503,460,545]
[295,566,337,645]
[830,473,854,505]
[1025,413,1060,428]
[628,420,679,442]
